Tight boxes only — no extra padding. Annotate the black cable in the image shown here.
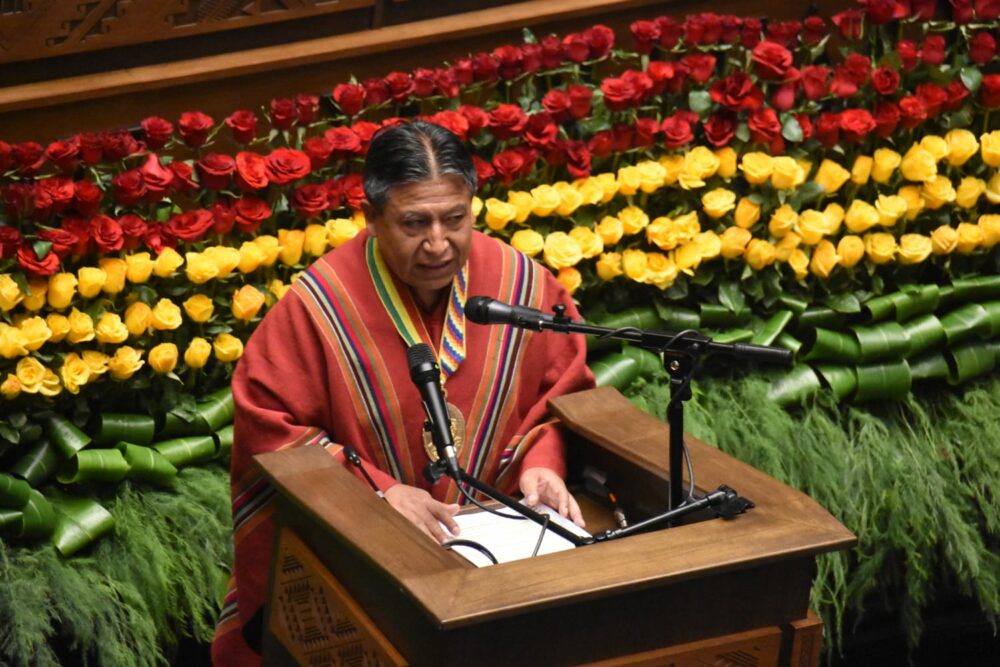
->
[456,480,525,520]
[343,445,384,499]
[530,513,550,557]
[442,539,499,565]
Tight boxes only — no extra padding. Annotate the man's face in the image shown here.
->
[365,175,474,305]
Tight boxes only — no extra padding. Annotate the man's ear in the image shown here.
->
[360,201,378,236]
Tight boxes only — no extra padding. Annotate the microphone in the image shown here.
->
[406,343,461,479]
[465,296,554,331]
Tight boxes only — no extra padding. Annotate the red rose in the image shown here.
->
[564,141,591,180]
[539,35,563,69]
[434,68,461,99]
[428,111,469,142]
[411,69,436,97]
[141,116,174,150]
[458,105,490,136]
[210,200,235,235]
[634,118,660,147]
[382,72,414,102]
[898,96,928,128]
[472,155,495,188]
[178,111,214,147]
[684,14,716,46]
[17,245,60,277]
[770,82,799,111]
[970,32,996,65]
[235,151,269,191]
[451,57,474,85]
[352,121,381,149]
[631,20,661,54]
[910,0,938,19]
[765,20,800,49]
[600,77,638,112]
[362,78,390,106]
[561,33,590,63]
[719,15,742,44]
[681,53,717,84]
[471,53,500,82]
[921,35,947,66]
[611,124,634,153]
[112,170,146,207]
[324,127,362,160]
[45,139,79,173]
[31,187,54,221]
[645,61,677,96]
[296,94,320,124]
[291,184,329,219]
[521,44,542,74]
[740,17,762,49]
[141,154,174,201]
[225,110,258,143]
[873,100,901,137]
[862,0,908,24]
[542,89,572,123]
[144,227,176,255]
[751,41,793,81]
[0,141,12,172]
[169,161,198,193]
[77,133,104,165]
[981,74,1000,107]
[622,71,653,103]
[37,177,75,214]
[916,83,948,116]
[339,174,366,211]
[748,108,783,152]
[89,214,124,253]
[815,112,841,147]
[265,148,311,185]
[101,130,140,161]
[583,25,615,59]
[839,109,876,143]
[567,85,593,119]
[655,16,683,49]
[871,67,900,95]
[302,136,333,170]
[487,104,528,140]
[74,180,102,216]
[491,150,524,186]
[13,142,45,176]
[843,54,872,87]
[37,228,80,259]
[661,115,693,149]
[709,72,764,111]
[795,113,814,142]
[830,69,859,98]
[3,183,35,219]
[703,111,736,147]
[0,225,22,259]
[832,10,864,39]
[493,45,523,81]
[951,0,975,22]
[165,209,215,242]
[897,40,919,70]
[332,83,366,117]
[587,130,615,157]
[801,66,832,101]
[943,80,970,111]
[269,98,298,130]
[119,213,148,250]
[196,153,236,190]
[61,218,92,256]
[545,141,568,169]
[976,0,1000,20]
[802,16,827,46]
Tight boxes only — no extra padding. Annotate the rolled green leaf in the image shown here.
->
[891,285,940,322]
[796,307,847,331]
[622,346,662,377]
[853,322,911,361]
[116,442,178,486]
[160,411,211,438]
[587,306,663,353]
[801,328,862,363]
[862,294,897,323]
[0,508,22,528]
[776,332,802,356]
[16,489,56,539]
[214,425,234,460]
[947,342,997,384]
[590,352,639,389]
[778,294,809,314]
[767,365,821,405]
[902,314,946,358]
[853,361,912,402]
[940,303,990,345]
[699,304,749,327]
[0,473,31,509]
[57,449,131,485]
[93,414,156,446]
[909,353,951,381]
[712,329,753,344]
[9,440,61,487]
[153,436,217,468]
[752,311,793,347]
[50,496,115,557]
[982,301,1000,338]
[196,389,235,432]
[44,416,91,459]
[951,275,1000,301]
[658,305,700,330]
[815,365,858,401]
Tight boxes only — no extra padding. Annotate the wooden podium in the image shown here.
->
[255,386,855,666]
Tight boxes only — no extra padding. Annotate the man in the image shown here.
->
[212,120,594,665]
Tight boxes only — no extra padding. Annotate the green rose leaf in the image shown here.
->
[960,65,983,93]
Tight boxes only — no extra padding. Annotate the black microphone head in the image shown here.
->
[407,343,439,383]
[465,296,494,325]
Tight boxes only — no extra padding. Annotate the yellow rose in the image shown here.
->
[616,165,641,196]
[18,316,51,352]
[678,146,719,190]
[945,129,979,166]
[809,240,839,278]
[714,147,737,179]
[124,301,153,336]
[278,229,305,266]
[0,325,28,359]
[39,368,61,397]
[897,185,926,221]
[774,232,802,262]
[125,252,154,284]
[94,312,129,344]
[673,241,701,274]
[900,145,937,182]
[254,235,281,267]
[568,227,603,259]
[592,173,619,203]
[22,280,47,311]
[931,225,958,255]
[920,175,956,209]
[956,222,983,254]
[729,197,759,229]
[981,130,1000,167]
[693,231,720,261]
[618,206,650,235]
[701,188,736,219]
[266,279,290,305]
[15,357,46,393]
[99,258,128,295]
[739,152,773,185]
[864,233,897,264]
[542,232,583,270]
[185,252,220,285]
[824,203,845,230]
[470,197,482,218]
[797,159,814,180]
[595,216,624,245]
[151,298,182,330]
[237,240,267,273]
[871,148,902,184]
[851,155,873,185]
[897,234,932,265]
[979,214,1000,248]
[659,154,685,185]
[205,246,241,279]
[720,227,752,259]
[844,201,880,234]
[530,184,561,216]
[184,337,212,369]
[838,235,865,268]
[955,177,986,209]
[595,252,623,281]
[304,223,328,256]
[621,249,648,282]
[47,273,77,310]
[769,157,806,190]
[183,294,214,323]
[1,374,20,400]
[814,159,851,195]
[788,248,809,281]
[153,247,184,278]
[574,177,604,206]
[919,135,949,162]
[326,219,359,250]
[0,275,23,311]
[76,267,107,299]
[510,229,544,256]
[60,352,91,395]
[213,333,244,362]
[507,190,535,221]
[66,308,95,344]
[46,314,70,343]
[645,252,677,288]
[108,346,144,381]
[148,343,179,375]
[797,209,832,245]
[232,284,266,321]
[875,195,907,227]
[83,350,108,376]
[556,267,582,295]
[484,198,517,231]
[744,239,776,271]
[986,171,1000,205]
[554,182,584,217]
[768,205,798,238]
[646,215,691,251]
[636,161,667,193]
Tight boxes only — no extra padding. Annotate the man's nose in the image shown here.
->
[422,223,449,254]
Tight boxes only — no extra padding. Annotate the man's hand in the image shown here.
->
[519,467,585,527]
[384,483,461,543]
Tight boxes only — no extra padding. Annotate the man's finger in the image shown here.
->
[520,474,540,506]
[567,494,585,527]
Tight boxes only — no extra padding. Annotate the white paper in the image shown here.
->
[444,503,591,567]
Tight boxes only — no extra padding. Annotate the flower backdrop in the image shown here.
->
[1,0,1000,664]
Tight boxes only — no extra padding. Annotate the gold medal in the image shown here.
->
[422,402,466,463]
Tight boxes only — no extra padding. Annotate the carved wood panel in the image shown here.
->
[0,0,374,62]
